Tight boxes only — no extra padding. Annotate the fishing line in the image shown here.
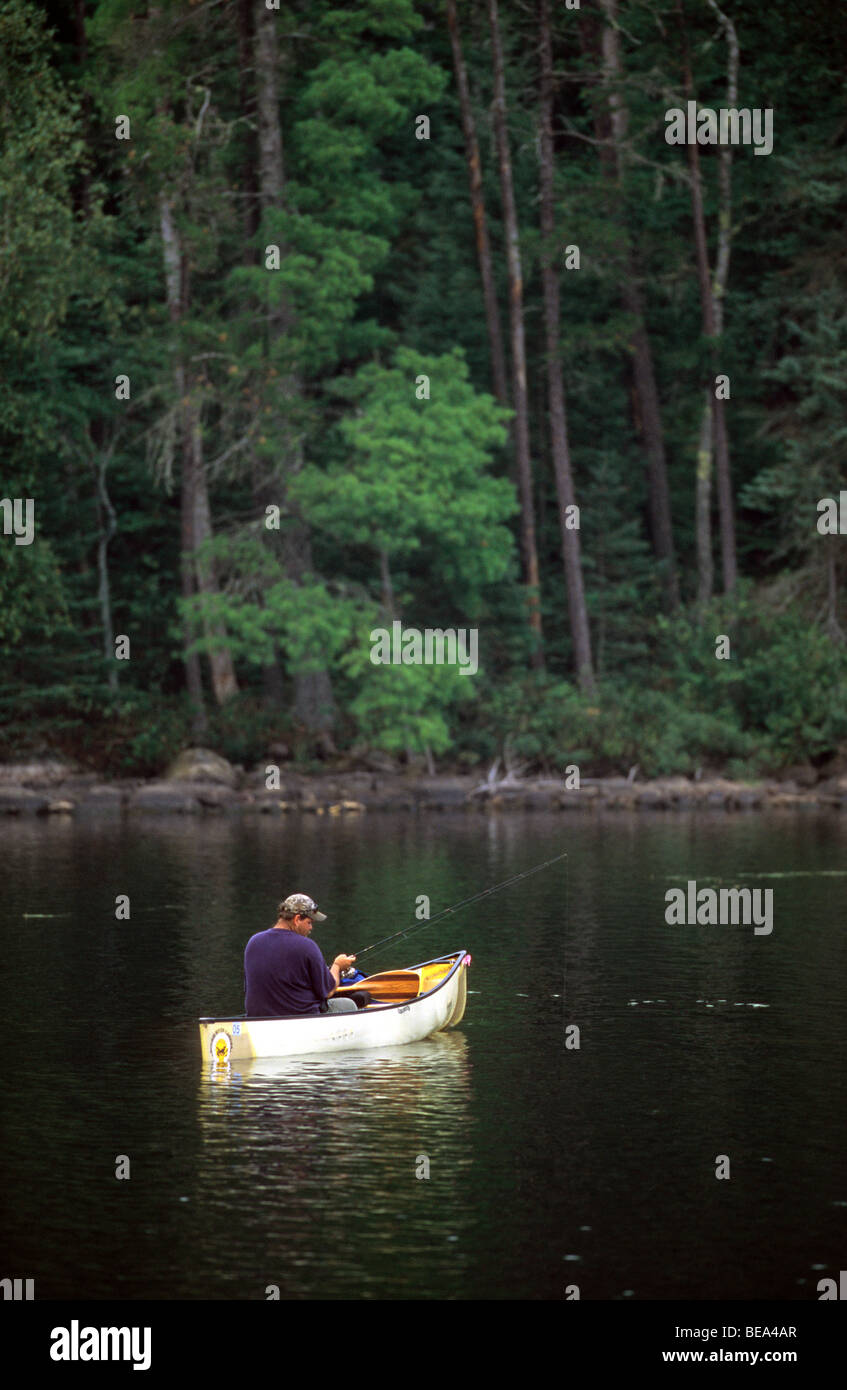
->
[352,847,568,962]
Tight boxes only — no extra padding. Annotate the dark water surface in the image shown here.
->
[1,810,845,1300]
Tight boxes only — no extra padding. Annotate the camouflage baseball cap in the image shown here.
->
[279,893,326,922]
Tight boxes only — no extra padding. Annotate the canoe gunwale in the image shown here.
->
[198,950,467,1025]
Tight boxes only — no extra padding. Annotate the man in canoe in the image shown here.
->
[243,893,359,1017]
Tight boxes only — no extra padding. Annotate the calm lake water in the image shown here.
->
[1,810,845,1300]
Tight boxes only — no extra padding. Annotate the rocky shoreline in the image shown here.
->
[1,750,846,817]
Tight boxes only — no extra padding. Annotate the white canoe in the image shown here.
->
[198,950,469,1062]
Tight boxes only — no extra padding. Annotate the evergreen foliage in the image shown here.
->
[2,0,846,777]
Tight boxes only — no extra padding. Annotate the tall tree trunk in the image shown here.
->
[695,388,714,612]
[160,196,205,730]
[538,0,595,696]
[446,0,509,408]
[244,0,286,709]
[677,0,738,599]
[707,0,738,594]
[176,362,208,736]
[187,396,239,703]
[72,0,90,216]
[691,171,719,611]
[238,0,260,255]
[677,3,715,607]
[597,0,679,608]
[91,442,118,694]
[487,0,544,668]
[254,7,336,743]
[160,194,237,712]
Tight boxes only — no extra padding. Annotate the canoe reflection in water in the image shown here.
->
[194,1034,475,1297]
[197,1031,473,1187]
[200,1032,471,1118]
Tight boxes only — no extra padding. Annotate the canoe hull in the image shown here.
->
[199,951,469,1062]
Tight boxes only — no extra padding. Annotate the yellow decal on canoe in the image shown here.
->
[210,1030,232,1063]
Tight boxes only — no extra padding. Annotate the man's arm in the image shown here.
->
[305,939,356,1000]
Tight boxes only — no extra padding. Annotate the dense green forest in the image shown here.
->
[2,0,847,779]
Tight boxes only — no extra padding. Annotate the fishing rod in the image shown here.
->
[351,847,568,963]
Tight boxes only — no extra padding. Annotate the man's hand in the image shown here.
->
[328,953,357,994]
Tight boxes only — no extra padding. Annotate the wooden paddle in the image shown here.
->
[336,970,421,1002]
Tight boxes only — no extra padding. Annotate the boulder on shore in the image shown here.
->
[164,748,237,788]
[0,759,78,787]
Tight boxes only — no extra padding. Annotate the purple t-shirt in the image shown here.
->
[244,928,335,1017]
